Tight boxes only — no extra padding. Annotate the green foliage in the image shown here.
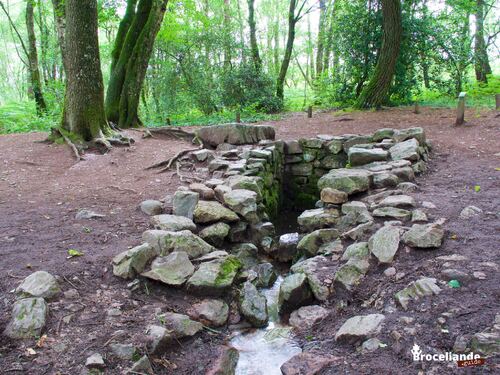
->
[0,101,57,134]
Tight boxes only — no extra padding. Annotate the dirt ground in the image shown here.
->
[0,106,499,374]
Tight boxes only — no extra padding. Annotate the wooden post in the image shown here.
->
[307,105,313,118]
[455,92,466,125]
[235,111,241,123]
[495,94,500,110]
[413,101,420,114]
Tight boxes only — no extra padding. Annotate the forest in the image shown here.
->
[0,0,498,139]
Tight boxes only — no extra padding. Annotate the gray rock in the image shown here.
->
[402,223,444,248]
[290,163,313,176]
[343,135,373,151]
[225,175,263,198]
[391,166,416,182]
[109,343,136,360]
[16,271,60,300]
[320,188,348,204]
[342,221,375,241]
[85,353,105,369]
[192,149,213,162]
[393,127,425,144]
[369,226,401,263]
[4,298,48,339]
[375,195,416,209]
[142,230,215,258]
[395,277,441,310]
[297,228,340,257]
[411,209,428,222]
[341,201,368,215]
[232,243,259,269]
[285,140,303,154]
[397,182,418,192]
[196,124,275,147]
[384,267,397,277]
[459,205,482,220]
[253,263,278,288]
[289,305,329,329]
[199,222,231,247]
[281,353,339,375]
[140,200,163,216]
[194,250,229,263]
[278,273,313,314]
[209,158,231,172]
[334,257,370,291]
[373,173,399,188]
[150,214,197,232]
[189,183,215,200]
[191,299,229,327]
[325,138,344,154]
[187,256,242,296]
[318,168,372,195]
[75,209,105,220]
[207,346,239,375]
[194,200,239,224]
[341,242,369,261]
[228,221,248,242]
[373,128,395,142]
[362,338,383,352]
[297,207,340,232]
[373,207,411,220]
[335,314,385,343]
[389,138,420,161]
[172,190,199,219]
[223,189,259,223]
[130,355,154,374]
[239,281,268,327]
[277,233,300,262]
[348,147,388,166]
[141,252,194,286]
[113,243,158,279]
[440,268,470,283]
[318,238,343,256]
[146,313,203,353]
[290,256,333,301]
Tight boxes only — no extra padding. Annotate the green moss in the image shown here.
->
[214,256,242,286]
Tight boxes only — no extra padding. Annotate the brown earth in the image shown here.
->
[0,106,499,374]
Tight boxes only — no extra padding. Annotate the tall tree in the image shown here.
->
[51,0,67,72]
[315,0,326,77]
[276,0,311,100]
[356,0,402,108]
[105,0,169,129]
[474,0,492,83]
[62,0,109,141]
[26,0,46,113]
[248,0,262,71]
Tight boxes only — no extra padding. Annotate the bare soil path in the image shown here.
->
[0,107,498,374]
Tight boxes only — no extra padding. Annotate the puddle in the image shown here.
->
[230,276,302,375]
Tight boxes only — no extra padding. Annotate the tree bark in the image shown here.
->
[356,0,402,108]
[51,0,67,73]
[62,0,109,140]
[106,0,168,129]
[315,0,326,76]
[248,0,262,71]
[474,0,492,83]
[26,0,46,114]
[276,0,298,101]
[223,0,231,71]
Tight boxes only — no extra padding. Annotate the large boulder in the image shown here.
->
[113,243,158,279]
[289,305,329,329]
[369,226,401,263]
[150,214,197,232]
[335,314,385,344]
[297,208,340,232]
[194,200,240,224]
[186,256,242,296]
[239,281,268,327]
[389,138,420,161]
[196,124,275,147]
[402,223,444,248]
[395,277,441,310]
[16,271,60,300]
[141,252,194,286]
[278,273,313,314]
[142,230,215,258]
[348,147,388,166]
[4,298,48,339]
[318,169,372,195]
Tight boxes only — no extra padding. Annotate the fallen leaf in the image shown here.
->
[36,334,47,348]
[474,185,481,192]
[67,249,84,258]
[26,348,37,356]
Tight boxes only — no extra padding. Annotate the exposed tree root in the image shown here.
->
[172,161,205,183]
[146,146,202,172]
[59,130,83,161]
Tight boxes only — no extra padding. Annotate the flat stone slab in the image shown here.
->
[150,214,197,232]
[142,230,215,258]
[335,314,385,344]
[348,147,388,166]
[196,124,275,147]
[318,168,372,195]
[186,256,241,296]
[402,223,444,248]
[141,252,194,286]
[298,208,340,232]
[369,226,401,263]
[289,305,329,329]
[395,277,441,310]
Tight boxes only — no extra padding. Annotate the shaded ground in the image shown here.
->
[0,106,499,374]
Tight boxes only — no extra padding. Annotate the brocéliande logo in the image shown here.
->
[411,344,486,368]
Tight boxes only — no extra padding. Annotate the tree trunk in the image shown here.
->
[106,0,168,129]
[474,0,492,83]
[62,0,109,140]
[51,0,67,73]
[223,0,231,71]
[356,0,402,108]
[315,0,326,76]
[248,0,262,71]
[26,0,46,114]
[276,0,298,101]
